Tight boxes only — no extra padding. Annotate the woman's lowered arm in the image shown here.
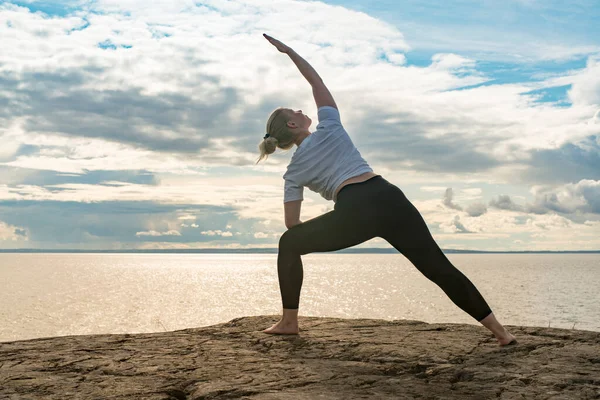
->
[285,200,303,230]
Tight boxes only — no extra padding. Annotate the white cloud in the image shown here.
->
[429,53,476,71]
[439,215,474,233]
[465,202,487,217]
[529,179,600,215]
[442,188,463,211]
[420,186,447,193]
[387,52,406,65]
[201,230,233,237]
[589,109,600,125]
[0,221,28,241]
[136,229,181,236]
[568,56,600,106]
[455,188,484,206]
[490,194,524,212]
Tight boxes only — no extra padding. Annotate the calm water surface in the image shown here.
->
[1,253,599,342]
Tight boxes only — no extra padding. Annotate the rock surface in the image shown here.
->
[1,316,600,399]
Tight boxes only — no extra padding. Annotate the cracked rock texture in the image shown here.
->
[1,316,600,399]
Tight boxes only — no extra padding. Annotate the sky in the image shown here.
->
[0,0,599,251]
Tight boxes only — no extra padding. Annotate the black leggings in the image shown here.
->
[277,175,493,323]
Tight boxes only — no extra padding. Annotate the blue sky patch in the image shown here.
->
[97,39,132,50]
[67,18,90,34]
[6,167,159,187]
[9,1,78,17]
[523,85,572,106]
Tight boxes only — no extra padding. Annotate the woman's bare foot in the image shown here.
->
[497,331,518,346]
[262,319,299,335]
[479,312,517,346]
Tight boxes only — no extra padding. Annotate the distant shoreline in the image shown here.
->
[1,248,599,254]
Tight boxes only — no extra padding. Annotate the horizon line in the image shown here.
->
[1,248,599,254]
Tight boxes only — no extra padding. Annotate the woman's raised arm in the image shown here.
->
[263,34,337,110]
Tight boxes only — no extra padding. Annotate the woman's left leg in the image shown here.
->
[264,203,379,334]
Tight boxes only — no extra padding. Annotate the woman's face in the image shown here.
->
[286,108,312,130]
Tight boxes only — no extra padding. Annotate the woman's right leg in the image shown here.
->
[378,184,516,345]
[264,191,381,335]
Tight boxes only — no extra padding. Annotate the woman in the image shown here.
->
[258,34,517,346]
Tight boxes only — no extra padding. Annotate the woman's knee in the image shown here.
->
[278,229,298,251]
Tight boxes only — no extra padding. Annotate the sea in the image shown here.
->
[1,253,599,343]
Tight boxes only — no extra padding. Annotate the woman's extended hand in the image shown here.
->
[263,33,320,86]
[263,33,292,54]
